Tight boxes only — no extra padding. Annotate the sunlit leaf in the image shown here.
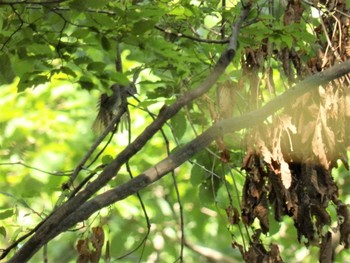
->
[102,155,113,164]
[0,226,6,238]
[61,66,77,78]
[0,209,13,220]
[113,72,130,86]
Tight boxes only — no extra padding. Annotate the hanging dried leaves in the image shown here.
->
[236,0,350,261]
[76,226,105,263]
[215,80,237,162]
[240,89,350,261]
[243,230,284,263]
[76,238,90,263]
[319,232,333,263]
[337,202,350,248]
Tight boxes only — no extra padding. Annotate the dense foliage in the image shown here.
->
[1,0,350,262]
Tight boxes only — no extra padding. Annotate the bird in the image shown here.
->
[92,83,137,133]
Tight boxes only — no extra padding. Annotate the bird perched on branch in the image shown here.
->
[92,83,137,133]
[93,42,141,134]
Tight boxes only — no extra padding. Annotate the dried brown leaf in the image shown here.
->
[220,148,231,163]
[242,147,255,171]
[320,106,335,153]
[90,226,105,263]
[297,199,315,242]
[269,244,284,263]
[337,203,350,248]
[312,116,329,169]
[258,139,273,165]
[218,80,235,119]
[254,195,269,234]
[319,232,333,263]
[311,205,331,230]
[76,238,90,263]
[104,240,110,261]
[280,160,292,189]
[301,120,316,144]
[346,93,350,117]
[226,206,240,225]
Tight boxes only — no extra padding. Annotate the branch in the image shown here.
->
[185,241,238,263]
[6,5,251,263]
[29,58,350,253]
[0,161,70,176]
[154,25,229,44]
[0,5,24,51]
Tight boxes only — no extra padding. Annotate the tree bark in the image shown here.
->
[6,5,252,263]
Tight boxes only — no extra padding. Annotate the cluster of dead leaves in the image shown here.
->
[226,1,350,262]
[286,84,350,170]
[76,226,107,263]
[239,80,350,261]
[233,230,283,263]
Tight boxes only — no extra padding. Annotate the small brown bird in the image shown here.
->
[92,83,136,133]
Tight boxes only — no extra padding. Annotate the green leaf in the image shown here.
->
[87,62,106,72]
[170,111,187,140]
[71,28,91,38]
[69,0,86,11]
[0,226,6,238]
[169,6,185,16]
[101,35,111,51]
[0,209,13,220]
[0,191,14,198]
[74,56,93,65]
[0,192,30,210]
[61,66,77,78]
[0,11,3,31]
[269,210,281,236]
[113,72,130,86]
[89,13,116,27]
[169,6,193,17]
[102,155,113,164]
[18,73,49,92]
[85,0,109,9]
[132,19,156,35]
[190,164,206,186]
[10,227,22,242]
[78,76,95,90]
[17,199,31,209]
[281,34,293,49]
[0,54,15,84]
[215,185,230,209]
[198,183,214,204]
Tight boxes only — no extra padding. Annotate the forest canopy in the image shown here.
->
[1,0,350,262]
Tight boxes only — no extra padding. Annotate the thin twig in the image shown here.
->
[68,107,125,186]
[6,5,252,262]
[0,161,71,176]
[155,25,229,44]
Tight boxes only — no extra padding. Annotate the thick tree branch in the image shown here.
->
[38,58,350,248]
[9,53,350,262]
[7,5,251,263]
